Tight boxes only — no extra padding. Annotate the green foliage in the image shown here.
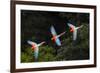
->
[38,45,55,61]
[56,23,89,60]
[21,45,56,62]
[21,47,34,63]
[21,52,33,62]
[21,10,89,62]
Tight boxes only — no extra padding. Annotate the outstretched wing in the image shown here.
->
[73,29,77,41]
[67,23,75,28]
[27,40,37,46]
[55,38,61,46]
[55,32,65,46]
[50,25,57,36]
[37,41,45,47]
[76,25,83,29]
[57,31,66,38]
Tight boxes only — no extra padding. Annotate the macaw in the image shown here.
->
[68,23,83,41]
[50,25,66,46]
[27,40,45,60]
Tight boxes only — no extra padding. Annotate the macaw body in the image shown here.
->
[27,40,45,61]
[68,23,83,41]
[50,26,66,46]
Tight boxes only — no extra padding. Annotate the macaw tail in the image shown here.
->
[34,51,38,62]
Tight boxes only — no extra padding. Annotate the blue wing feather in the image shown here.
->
[34,51,38,60]
[55,38,61,46]
[50,26,57,36]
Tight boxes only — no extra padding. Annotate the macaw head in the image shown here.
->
[70,27,74,32]
[51,36,56,42]
[31,44,36,50]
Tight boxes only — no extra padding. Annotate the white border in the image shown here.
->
[15,4,94,69]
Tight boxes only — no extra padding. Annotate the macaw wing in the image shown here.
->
[50,26,57,36]
[55,38,61,46]
[57,32,66,38]
[76,25,83,29]
[34,47,39,60]
[27,40,37,46]
[73,29,77,41]
[68,23,75,28]
[37,41,45,47]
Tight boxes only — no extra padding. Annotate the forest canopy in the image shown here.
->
[21,10,89,63]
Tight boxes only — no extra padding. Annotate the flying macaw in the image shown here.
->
[67,23,83,41]
[27,40,45,61]
[50,25,66,46]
